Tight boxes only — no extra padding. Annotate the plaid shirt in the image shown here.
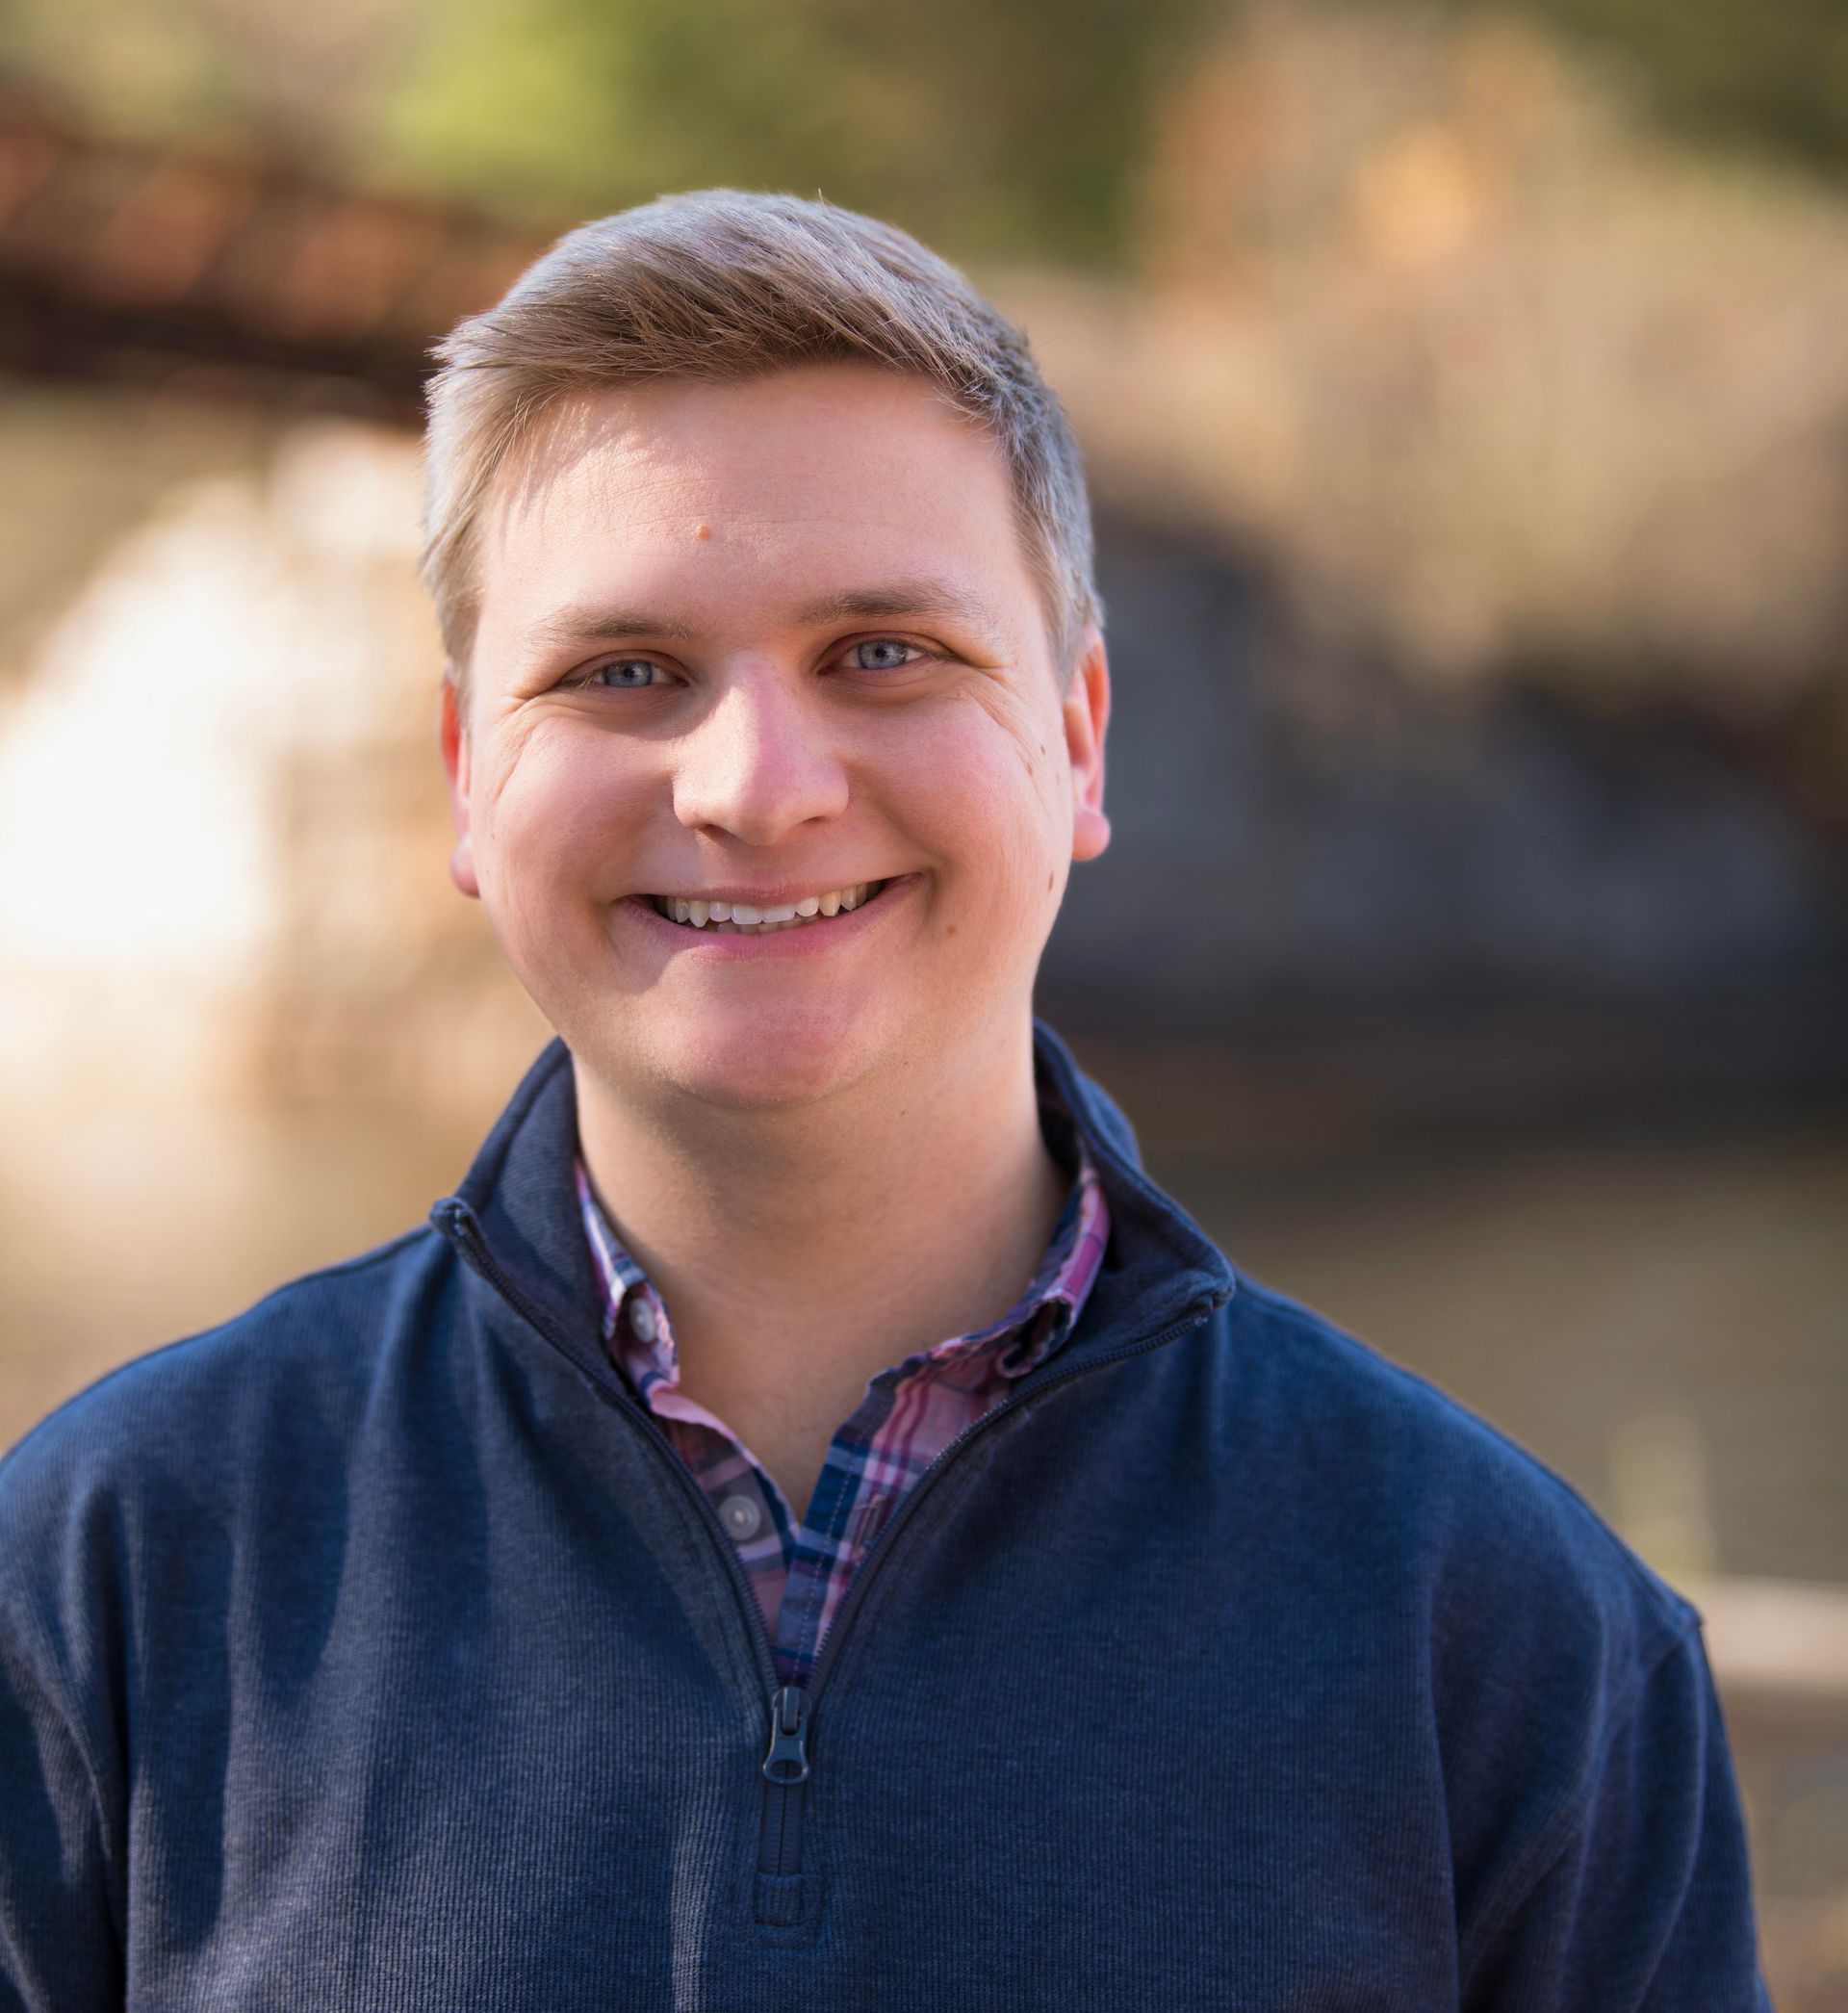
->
[575,1113,1109,1686]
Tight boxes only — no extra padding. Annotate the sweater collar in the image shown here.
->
[1026,1019,1237,1364]
[430,1021,1235,1391]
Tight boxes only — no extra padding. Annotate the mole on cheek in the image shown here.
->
[1046,872,1055,891]
[694,523,712,541]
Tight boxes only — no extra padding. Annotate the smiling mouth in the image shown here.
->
[648,879,889,934]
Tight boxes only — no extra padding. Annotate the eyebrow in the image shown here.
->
[792,580,1010,651]
[526,579,1009,656]
[527,604,698,651]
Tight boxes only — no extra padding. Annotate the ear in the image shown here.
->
[1063,628,1111,863]
[438,667,480,899]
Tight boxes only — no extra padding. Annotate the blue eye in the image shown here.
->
[851,639,920,672]
[586,658,664,688]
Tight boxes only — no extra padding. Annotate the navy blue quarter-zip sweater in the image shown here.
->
[0,1026,1770,2009]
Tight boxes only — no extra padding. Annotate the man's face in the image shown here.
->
[441,362,1110,1113]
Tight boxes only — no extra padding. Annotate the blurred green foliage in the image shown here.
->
[1473,0,1848,188]
[2,0,1844,263]
[371,0,1204,263]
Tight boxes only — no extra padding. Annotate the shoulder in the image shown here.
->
[0,1225,454,1593]
[1200,1275,1720,1930]
[1210,1272,1700,1709]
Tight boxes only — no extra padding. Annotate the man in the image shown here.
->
[0,192,1769,2007]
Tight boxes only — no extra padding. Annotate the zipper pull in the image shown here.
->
[761,1685,811,1785]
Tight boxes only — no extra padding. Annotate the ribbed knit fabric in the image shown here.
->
[0,1024,1771,2009]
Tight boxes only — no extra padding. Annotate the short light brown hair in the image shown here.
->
[420,191,1099,697]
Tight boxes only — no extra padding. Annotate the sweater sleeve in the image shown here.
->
[0,1592,125,2012]
[1461,1619,1772,2012]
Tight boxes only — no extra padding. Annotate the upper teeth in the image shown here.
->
[653,881,886,930]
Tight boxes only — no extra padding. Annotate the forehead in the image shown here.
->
[473,365,1041,649]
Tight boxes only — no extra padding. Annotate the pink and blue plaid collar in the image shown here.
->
[575,1113,1108,1384]
[572,1092,1110,1684]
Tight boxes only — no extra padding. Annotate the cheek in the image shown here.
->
[891,706,1068,911]
[475,733,648,910]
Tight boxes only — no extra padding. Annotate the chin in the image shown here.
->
[629,997,892,1114]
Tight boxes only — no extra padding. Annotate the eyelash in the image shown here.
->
[567,637,934,689]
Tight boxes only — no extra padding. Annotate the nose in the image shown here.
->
[671,666,849,845]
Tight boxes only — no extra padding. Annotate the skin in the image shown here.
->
[441,362,1110,1516]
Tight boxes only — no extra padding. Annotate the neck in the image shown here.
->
[572,1021,1067,1515]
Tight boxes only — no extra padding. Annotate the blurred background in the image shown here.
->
[0,0,1843,1997]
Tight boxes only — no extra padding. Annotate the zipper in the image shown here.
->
[438,1197,1219,1926]
[762,1686,811,1788]
[441,1205,814,1921]
[750,1303,1219,1921]
[756,1684,811,1892]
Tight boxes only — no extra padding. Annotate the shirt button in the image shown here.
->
[719,1494,763,1540]
[628,1297,658,1344]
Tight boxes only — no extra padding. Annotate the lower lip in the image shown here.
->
[623,875,920,957]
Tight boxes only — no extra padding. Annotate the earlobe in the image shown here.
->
[439,668,481,901]
[449,838,479,900]
[1065,630,1112,865]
